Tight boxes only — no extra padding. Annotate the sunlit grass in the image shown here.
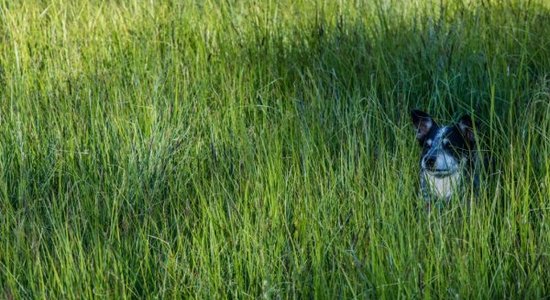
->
[0,0,549,298]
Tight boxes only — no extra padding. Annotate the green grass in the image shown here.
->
[0,0,549,298]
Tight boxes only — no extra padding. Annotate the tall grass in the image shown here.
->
[0,0,549,298]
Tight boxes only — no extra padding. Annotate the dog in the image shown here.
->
[411,110,480,209]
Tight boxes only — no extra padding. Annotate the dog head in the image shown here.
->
[411,110,476,177]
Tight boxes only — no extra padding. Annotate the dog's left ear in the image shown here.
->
[457,114,475,144]
[411,109,435,141]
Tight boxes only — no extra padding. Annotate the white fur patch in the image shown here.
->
[424,172,462,199]
[434,152,458,172]
[434,126,448,140]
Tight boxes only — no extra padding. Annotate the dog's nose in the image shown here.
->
[424,156,437,169]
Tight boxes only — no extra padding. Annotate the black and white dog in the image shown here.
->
[411,110,479,208]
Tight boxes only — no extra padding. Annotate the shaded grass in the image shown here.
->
[0,0,549,298]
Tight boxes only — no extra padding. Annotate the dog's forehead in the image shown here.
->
[427,126,449,141]
[435,126,449,139]
[424,126,466,148]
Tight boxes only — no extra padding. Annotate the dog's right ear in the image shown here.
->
[457,114,475,144]
[411,109,435,141]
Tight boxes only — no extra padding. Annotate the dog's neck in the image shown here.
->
[422,171,463,200]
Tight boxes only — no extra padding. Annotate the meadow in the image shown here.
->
[0,0,549,298]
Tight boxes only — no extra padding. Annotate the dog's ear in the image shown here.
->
[411,109,435,141]
[457,114,475,144]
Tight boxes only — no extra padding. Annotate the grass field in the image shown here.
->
[0,0,549,298]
